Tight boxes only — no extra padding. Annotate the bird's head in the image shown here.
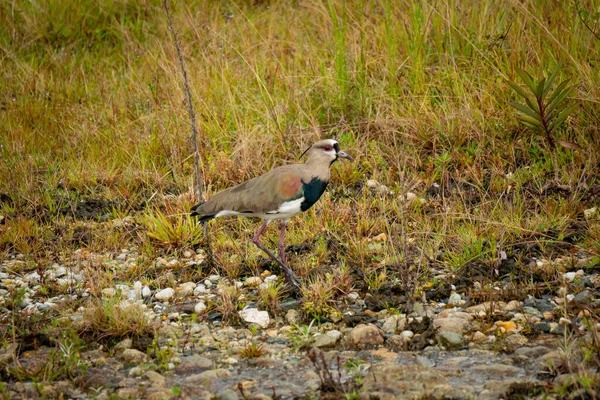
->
[302,139,352,165]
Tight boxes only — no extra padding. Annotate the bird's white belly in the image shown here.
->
[214,197,304,221]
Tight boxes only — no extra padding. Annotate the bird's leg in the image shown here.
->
[251,221,301,293]
[278,220,287,265]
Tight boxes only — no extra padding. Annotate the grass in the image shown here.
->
[1,0,600,396]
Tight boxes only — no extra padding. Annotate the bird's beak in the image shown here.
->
[337,150,353,160]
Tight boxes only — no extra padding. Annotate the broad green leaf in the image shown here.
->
[508,101,543,122]
[548,103,577,132]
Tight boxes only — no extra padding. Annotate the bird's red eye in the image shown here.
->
[323,146,332,152]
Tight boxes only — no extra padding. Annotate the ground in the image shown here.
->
[1,0,600,399]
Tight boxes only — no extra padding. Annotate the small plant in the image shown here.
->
[301,276,337,321]
[141,208,203,249]
[257,281,286,319]
[288,320,316,352]
[215,284,244,325]
[507,63,579,180]
[240,341,265,358]
[78,297,156,345]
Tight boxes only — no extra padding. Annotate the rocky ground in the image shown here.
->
[1,246,599,399]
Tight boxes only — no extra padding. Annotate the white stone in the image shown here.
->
[142,286,151,298]
[244,277,262,286]
[347,292,360,301]
[155,288,175,301]
[183,250,193,258]
[193,284,208,295]
[448,293,464,306]
[25,272,41,282]
[564,272,577,282]
[177,282,196,297]
[400,330,414,340]
[102,288,117,298]
[584,207,597,218]
[194,301,207,314]
[382,314,407,334]
[239,308,270,328]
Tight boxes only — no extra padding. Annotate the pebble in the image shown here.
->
[285,309,301,325]
[437,332,465,348]
[176,355,213,374]
[194,301,207,314]
[239,308,270,328]
[121,349,149,364]
[448,293,465,306]
[244,277,262,286]
[313,330,342,348]
[194,284,208,295]
[177,282,196,297]
[155,288,175,301]
[349,324,384,349]
[433,317,469,334]
[382,314,407,334]
[142,286,152,298]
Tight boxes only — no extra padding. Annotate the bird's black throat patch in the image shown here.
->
[300,177,328,212]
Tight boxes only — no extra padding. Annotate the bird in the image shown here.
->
[191,139,352,292]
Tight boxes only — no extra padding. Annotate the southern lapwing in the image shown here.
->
[191,139,352,291]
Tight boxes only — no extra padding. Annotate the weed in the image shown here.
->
[141,208,203,250]
[507,63,579,180]
[257,281,286,319]
[78,297,156,346]
[214,284,244,325]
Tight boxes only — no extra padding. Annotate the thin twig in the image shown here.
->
[163,0,203,202]
[163,0,214,264]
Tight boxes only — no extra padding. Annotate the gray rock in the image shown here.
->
[448,293,465,306]
[381,314,406,334]
[113,338,132,353]
[215,389,239,400]
[513,346,552,358]
[144,370,165,387]
[471,363,523,377]
[416,355,435,367]
[184,368,231,384]
[349,324,384,349]
[121,348,149,364]
[313,330,342,348]
[128,366,143,377]
[572,290,593,304]
[433,317,469,334]
[175,354,213,374]
[524,298,555,312]
[0,343,18,367]
[504,333,528,352]
[285,309,301,325]
[437,332,465,348]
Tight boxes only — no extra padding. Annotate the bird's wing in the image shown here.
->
[191,165,307,218]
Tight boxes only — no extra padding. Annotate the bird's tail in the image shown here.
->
[190,202,215,224]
